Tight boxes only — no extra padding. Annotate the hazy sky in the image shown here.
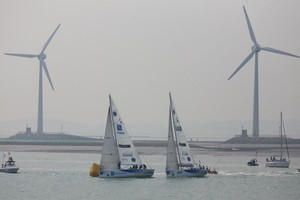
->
[0,0,299,135]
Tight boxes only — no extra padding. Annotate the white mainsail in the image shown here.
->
[169,93,196,167]
[109,96,143,167]
[166,104,179,170]
[100,107,119,170]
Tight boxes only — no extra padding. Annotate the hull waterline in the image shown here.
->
[99,169,154,178]
[266,160,290,168]
[0,166,19,173]
[166,168,207,178]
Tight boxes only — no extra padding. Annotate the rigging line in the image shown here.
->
[141,154,150,168]
[193,152,203,165]
[282,118,290,159]
[213,157,223,168]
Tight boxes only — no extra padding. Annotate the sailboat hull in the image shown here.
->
[99,169,154,178]
[266,160,290,168]
[0,166,19,173]
[166,168,207,178]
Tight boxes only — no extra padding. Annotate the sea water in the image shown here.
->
[0,150,299,200]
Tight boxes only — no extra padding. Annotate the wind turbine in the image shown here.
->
[228,6,299,137]
[5,24,61,134]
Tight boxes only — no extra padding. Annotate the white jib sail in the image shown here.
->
[100,107,119,170]
[169,93,196,167]
[109,96,143,167]
[166,103,179,170]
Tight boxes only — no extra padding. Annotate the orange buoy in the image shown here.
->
[89,163,100,177]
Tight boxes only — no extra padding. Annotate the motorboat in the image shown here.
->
[1,153,19,173]
[247,158,259,166]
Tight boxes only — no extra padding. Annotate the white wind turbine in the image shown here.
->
[5,24,61,134]
[228,6,299,137]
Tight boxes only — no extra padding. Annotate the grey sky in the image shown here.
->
[0,0,299,136]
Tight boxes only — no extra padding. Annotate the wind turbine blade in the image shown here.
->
[40,60,54,90]
[4,53,37,58]
[261,47,300,58]
[243,6,257,45]
[40,24,61,54]
[228,50,255,80]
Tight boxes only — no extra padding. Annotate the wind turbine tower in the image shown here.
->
[228,7,299,137]
[5,24,61,134]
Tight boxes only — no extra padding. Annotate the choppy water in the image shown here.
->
[0,151,299,200]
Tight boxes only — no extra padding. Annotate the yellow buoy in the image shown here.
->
[89,163,100,177]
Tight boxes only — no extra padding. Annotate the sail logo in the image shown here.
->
[117,124,122,131]
[116,124,124,134]
[175,126,182,132]
[122,152,133,157]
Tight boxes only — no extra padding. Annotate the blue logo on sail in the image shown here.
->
[117,124,122,131]
[116,124,124,134]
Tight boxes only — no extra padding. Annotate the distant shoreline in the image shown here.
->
[1,140,300,157]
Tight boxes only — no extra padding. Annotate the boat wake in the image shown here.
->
[217,170,298,177]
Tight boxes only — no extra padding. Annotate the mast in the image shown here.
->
[280,112,283,160]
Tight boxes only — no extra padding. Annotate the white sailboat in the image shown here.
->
[266,112,290,168]
[166,93,207,177]
[99,95,155,178]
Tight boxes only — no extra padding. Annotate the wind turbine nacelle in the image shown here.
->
[38,53,47,60]
[251,44,261,52]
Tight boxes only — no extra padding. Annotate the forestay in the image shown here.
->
[109,96,143,166]
[170,95,196,167]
